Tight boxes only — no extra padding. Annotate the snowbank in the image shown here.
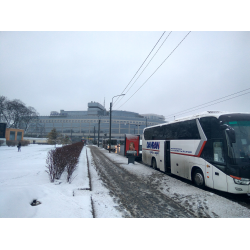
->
[0,144,92,218]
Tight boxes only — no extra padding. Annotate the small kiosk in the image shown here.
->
[124,134,140,164]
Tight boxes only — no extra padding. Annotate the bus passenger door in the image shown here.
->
[164,141,171,173]
[212,141,228,192]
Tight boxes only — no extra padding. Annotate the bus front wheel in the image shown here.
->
[193,169,205,188]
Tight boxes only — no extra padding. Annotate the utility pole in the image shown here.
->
[137,124,140,134]
[94,126,96,144]
[109,102,112,153]
[98,119,100,147]
[109,94,125,153]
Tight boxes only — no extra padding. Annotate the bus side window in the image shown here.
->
[213,142,225,163]
[199,117,223,140]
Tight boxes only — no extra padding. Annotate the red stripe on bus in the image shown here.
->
[142,148,160,152]
[197,141,207,157]
[170,141,206,157]
[171,152,196,157]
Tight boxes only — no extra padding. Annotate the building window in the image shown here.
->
[10,131,15,140]
[17,132,22,140]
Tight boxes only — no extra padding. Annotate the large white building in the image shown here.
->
[25,101,166,141]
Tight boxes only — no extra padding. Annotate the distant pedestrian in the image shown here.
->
[17,142,21,152]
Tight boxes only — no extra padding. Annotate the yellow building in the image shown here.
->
[5,128,24,141]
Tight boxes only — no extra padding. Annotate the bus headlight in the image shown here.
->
[234,179,250,185]
[230,175,250,185]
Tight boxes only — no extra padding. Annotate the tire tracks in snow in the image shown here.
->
[89,146,197,218]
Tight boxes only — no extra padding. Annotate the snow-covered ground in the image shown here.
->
[0,144,121,218]
[100,148,250,218]
[1,144,250,218]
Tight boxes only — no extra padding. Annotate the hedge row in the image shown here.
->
[6,140,30,147]
[46,141,84,183]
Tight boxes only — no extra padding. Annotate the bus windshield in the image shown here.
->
[225,121,250,163]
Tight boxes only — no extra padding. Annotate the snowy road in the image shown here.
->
[89,146,250,218]
[90,146,198,218]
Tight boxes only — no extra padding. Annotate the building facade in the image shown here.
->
[25,102,166,141]
[5,128,24,141]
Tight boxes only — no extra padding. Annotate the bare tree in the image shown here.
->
[36,122,46,137]
[0,96,39,131]
[21,106,39,133]
[5,99,26,128]
[0,96,7,123]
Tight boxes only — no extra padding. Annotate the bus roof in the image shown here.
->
[143,111,250,131]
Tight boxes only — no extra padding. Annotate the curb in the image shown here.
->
[86,148,95,218]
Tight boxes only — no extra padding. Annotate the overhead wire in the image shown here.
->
[114,31,172,107]
[165,88,250,118]
[117,31,191,110]
[164,87,250,119]
[113,31,166,105]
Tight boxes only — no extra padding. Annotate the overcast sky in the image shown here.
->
[1,31,250,121]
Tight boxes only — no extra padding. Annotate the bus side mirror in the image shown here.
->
[220,124,228,130]
[220,124,236,144]
[226,129,236,144]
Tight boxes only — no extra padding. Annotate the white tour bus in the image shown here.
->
[142,111,250,194]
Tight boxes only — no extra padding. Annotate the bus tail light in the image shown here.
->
[230,175,250,185]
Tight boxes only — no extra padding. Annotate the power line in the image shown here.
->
[117,31,191,109]
[114,31,172,107]
[114,31,166,105]
[165,90,250,120]
[164,87,250,119]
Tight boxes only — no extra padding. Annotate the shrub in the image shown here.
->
[45,141,84,183]
[6,140,30,147]
[22,140,30,146]
[45,149,56,182]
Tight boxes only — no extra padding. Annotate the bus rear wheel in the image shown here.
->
[193,169,205,188]
[152,158,157,170]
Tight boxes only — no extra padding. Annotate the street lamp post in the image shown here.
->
[137,124,141,134]
[109,94,125,153]
[97,118,100,147]
[134,124,141,134]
